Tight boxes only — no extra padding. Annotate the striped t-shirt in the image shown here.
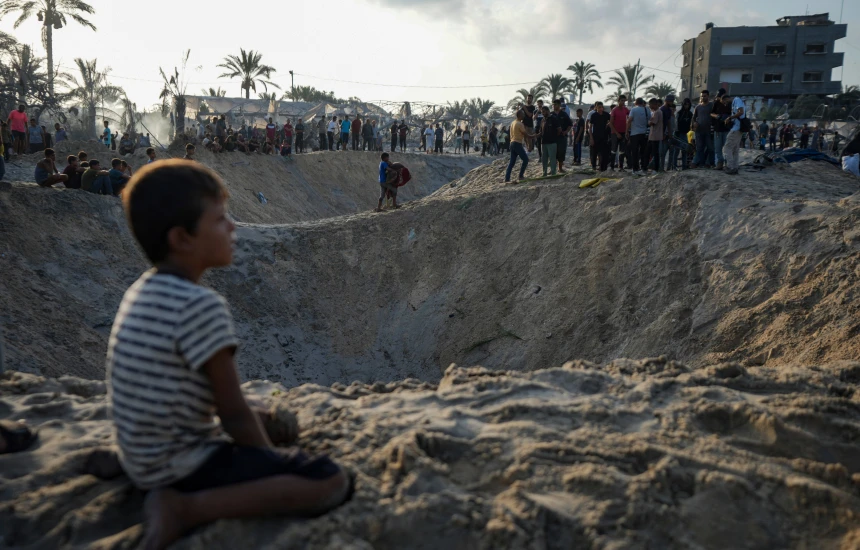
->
[106,270,238,489]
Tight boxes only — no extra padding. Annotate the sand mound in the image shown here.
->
[2,359,859,549]
[3,159,859,384]
[3,147,491,224]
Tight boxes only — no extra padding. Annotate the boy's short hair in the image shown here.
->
[44,148,55,157]
[186,143,195,151]
[619,95,627,101]
[111,158,122,168]
[67,155,78,164]
[78,151,88,159]
[381,152,389,160]
[123,160,229,264]
[89,159,101,167]
[80,161,89,168]
[576,108,583,114]
[146,147,155,155]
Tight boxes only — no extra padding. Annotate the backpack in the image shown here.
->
[740,116,752,133]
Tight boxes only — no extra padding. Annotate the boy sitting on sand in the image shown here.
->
[108,160,350,550]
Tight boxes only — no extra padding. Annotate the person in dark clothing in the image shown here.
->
[390,122,398,152]
[711,89,731,169]
[523,95,537,152]
[398,120,409,152]
[573,109,585,165]
[673,98,693,170]
[588,102,612,172]
[691,90,714,168]
[553,98,572,172]
[533,99,544,156]
[434,123,444,154]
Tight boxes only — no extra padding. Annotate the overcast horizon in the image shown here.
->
[2,0,858,112]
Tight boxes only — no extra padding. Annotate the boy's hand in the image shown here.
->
[204,347,271,448]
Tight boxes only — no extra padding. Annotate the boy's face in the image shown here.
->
[191,199,235,268]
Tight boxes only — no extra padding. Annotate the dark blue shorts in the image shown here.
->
[171,443,341,493]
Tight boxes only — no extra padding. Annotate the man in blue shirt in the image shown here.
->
[102,120,112,148]
[108,158,131,195]
[340,116,351,152]
[376,152,400,211]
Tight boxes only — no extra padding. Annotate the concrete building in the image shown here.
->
[680,13,846,102]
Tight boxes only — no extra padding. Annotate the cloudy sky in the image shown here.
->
[2,0,858,111]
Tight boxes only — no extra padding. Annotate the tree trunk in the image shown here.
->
[175,96,186,135]
[579,87,584,105]
[245,86,249,99]
[88,102,96,139]
[46,15,54,98]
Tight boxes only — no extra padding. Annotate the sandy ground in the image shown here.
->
[2,140,492,224]
[1,145,860,549]
[2,359,859,550]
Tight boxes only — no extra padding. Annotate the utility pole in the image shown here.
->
[289,70,294,100]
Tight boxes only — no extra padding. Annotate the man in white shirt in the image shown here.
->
[723,94,745,175]
[327,116,337,151]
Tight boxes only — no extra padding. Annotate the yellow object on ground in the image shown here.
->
[579,177,621,189]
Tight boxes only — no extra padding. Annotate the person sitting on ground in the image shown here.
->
[81,159,113,195]
[34,148,69,188]
[112,160,351,550]
[263,139,274,155]
[280,136,292,157]
[248,136,260,154]
[211,137,224,154]
[376,152,402,211]
[109,158,132,195]
[224,132,237,153]
[236,134,250,154]
[203,133,213,151]
[1,121,12,162]
[62,155,83,189]
[119,134,135,155]
[54,123,68,144]
[146,147,158,164]
[184,144,196,161]
[121,159,133,178]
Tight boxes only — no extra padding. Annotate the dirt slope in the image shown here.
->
[3,140,491,224]
[2,159,859,385]
[1,359,859,549]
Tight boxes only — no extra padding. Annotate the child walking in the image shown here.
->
[108,160,351,550]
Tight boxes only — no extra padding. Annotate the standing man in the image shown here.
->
[54,123,67,144]
[362,118,374,150]
[398,120,409,152]
[691,90,714,169]
[435,123,444,154]
[588,102,611,171]
[266,117,277,147]
[723,93,745,175]
[327,115,338,151]
[572,108,585,166]
[609,95,630,171]
[538,105,559,177]
[283,118,294,152]
[659,94,676,171]
[523,94,537,152]
[553,99,572,173]
[758,120,769,151]
[626,99,649,174]
[423,125,434,154]
[533,99,545,157]
[673,98,693,171]
[351,116,362,151]
[340,116,351,152]
[504,110,533,183]
[799,123,810,149]
[647,98,665,174]
[711,89,730,170]
[317,117,327,152]
[7,104,28,156]
[489,123,499,155]
[28,118,45,154]
[295,118,305,153]
[390,121,398,152]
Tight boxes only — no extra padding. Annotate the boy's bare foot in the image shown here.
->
[143,489,187,550]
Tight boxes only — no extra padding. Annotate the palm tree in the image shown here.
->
[65,58,124,138]
[258,91,278,102]
[201,87,227,97]
[834,85,860,107]
[567,61,603,105]
[217,49,280,99]
[506,84,548,112]
[645,81,676,100]
[466,98,495,121]
[159,50,191,137]
[606,62,654,101]
[0,0,97,97]
[604,87,626,104]
[540,73,575,102]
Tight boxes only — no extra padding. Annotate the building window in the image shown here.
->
[763,73,784,83]
[683,52,690,67]
[741,73,753,83]
[697,45,705,61]
[742,46,754,55]
[803,71,823,82]
[695,73,702,87]
[681,80,688,91]
[765,44,787,56]
[804,43,826,54]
